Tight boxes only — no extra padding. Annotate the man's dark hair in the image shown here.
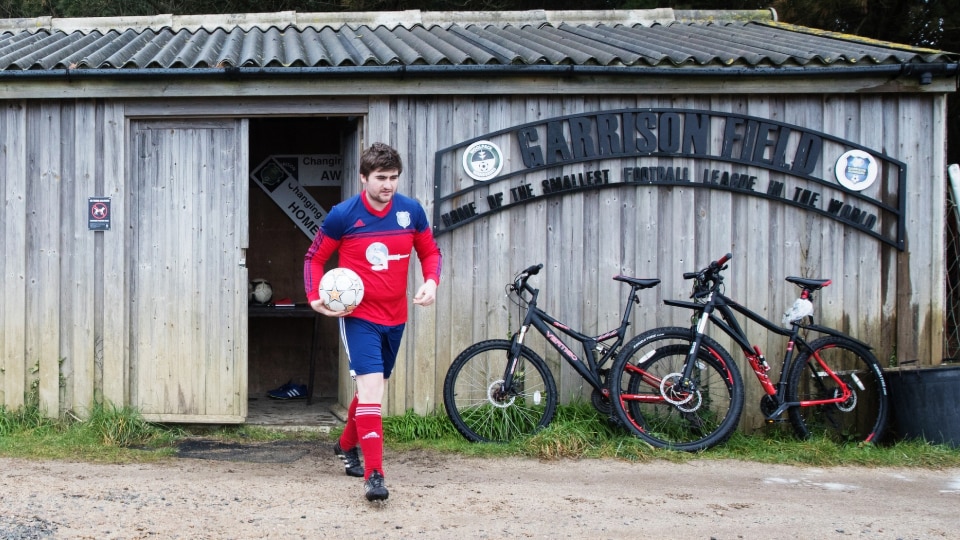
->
[360,142,403,177]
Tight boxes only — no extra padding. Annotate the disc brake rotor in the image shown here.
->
[834,387,857,412]
[660,373,699,407]
[487,380,516,408]
[675,390,703,413]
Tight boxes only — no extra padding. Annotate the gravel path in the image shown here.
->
[1,442,958,539]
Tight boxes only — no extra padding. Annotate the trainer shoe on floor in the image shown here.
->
[267,382,307,400]
[333,441,364,477]
[364,470,389,502]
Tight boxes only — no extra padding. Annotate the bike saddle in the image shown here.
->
[785,276,832,291]
[614,275,661,289]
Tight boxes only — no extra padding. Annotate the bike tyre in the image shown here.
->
[609,327,745,452]
[786,336,889,444]
[443,339,558,443]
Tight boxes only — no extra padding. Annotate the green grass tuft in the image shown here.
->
[0,402,179,462]
[0,403,56,437]
[383,408,462,440]
[84,402,168,447]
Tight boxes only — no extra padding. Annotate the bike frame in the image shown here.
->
[666,287,870,419]
[504,279,644,396]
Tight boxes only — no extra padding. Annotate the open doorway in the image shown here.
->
[246,116,356,428]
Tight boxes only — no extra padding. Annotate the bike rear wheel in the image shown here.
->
[609,327,744,452]
[443,339,558,443]
[787,336,888,444]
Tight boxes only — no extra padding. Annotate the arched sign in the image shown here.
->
[432,108,906,250]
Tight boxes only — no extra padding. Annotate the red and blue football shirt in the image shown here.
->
[304,192,442,326]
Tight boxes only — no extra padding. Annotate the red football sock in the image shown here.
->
[355,403,384,479]
[338,394,360,450]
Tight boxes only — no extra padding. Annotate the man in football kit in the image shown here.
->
[304,142,442,502]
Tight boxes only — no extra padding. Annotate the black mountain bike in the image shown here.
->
[608,253,889,452]
[443,263,660,443]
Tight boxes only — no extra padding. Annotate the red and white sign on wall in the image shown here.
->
[88,197,111,231]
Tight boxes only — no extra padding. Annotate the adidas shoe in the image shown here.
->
[333,441,364,477]
[267,382,307,400]
[364,470,389,502]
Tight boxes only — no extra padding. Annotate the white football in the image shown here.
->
[319,267,364,312]
[250,279,273,304]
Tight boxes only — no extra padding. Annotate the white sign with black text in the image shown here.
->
[250,156,332,240]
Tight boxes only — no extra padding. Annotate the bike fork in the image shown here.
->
[502,325,530,390]
[679,306,713,390]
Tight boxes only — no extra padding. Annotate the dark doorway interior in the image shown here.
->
[247,117,352,408]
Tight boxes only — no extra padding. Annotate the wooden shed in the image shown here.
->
[0,9,956,427]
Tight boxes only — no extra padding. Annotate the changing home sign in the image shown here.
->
[250,155,335,239]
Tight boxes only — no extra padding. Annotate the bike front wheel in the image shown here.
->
[609,327,745,452]
[443,339,558,443]
[787,336,889,444]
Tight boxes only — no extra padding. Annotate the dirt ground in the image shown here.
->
[1,440,958,540]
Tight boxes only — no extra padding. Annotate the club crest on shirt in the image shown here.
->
[396,211,411,228]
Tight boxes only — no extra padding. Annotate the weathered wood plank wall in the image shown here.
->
[1,100,111,416]
[101,101,126,408]
[66,100,98,418]
[0,90,947,430]
[1,101,27,411]
[373,93,944,427]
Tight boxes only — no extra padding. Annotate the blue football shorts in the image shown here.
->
[339,317,406,378]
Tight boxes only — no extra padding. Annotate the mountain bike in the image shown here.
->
[608,253,889,452]
[442,263,661,443]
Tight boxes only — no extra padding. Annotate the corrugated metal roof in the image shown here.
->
[0,9,953,73]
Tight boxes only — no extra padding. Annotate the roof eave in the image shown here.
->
[2,62,953,83]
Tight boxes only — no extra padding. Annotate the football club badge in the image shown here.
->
[462,140,504,181]
[365,241,409,271]
[396,211,411,228]
[366,242,389,269]
[835,149,878,192]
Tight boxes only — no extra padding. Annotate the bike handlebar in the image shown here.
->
[522,263,543,277]
[512,263,543,294]
[683,253,733,280]
[684,253,733,298]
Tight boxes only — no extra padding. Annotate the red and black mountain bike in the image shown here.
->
[608,253,889,452]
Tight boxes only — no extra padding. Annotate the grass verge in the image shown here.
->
[0,402,180,462]
[1,403,959,468]
[380,404,960,468]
